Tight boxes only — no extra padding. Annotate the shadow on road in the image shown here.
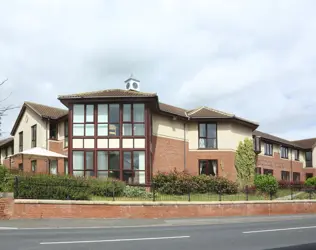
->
[266,243,316,250]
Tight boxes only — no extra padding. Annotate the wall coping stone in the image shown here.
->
[0,192,14,198]
[14,199,316,206]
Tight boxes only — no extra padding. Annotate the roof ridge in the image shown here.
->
[186,106,204,116]
[203,106,234,117]
[24,101,67,111]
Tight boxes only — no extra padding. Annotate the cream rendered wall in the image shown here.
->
[14,108,47,153]
[152,114,185,141]
[312,147,316,168]
[0,148,5,164]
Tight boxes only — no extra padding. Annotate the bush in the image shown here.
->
[123,185,153,199]
[278,180,305,189]
[254,174,278,195]
[0,165,14,192]
[305,177,316,186]
[88,177,125,197]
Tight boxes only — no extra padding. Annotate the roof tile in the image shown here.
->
[292,138,316,149]
[25,102,68,119]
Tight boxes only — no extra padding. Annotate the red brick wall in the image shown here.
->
[11,201,316,219]
[0,198,14,220]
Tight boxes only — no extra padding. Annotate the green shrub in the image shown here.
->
[0,165,14,192]
[305,176,316,186]
[123,185,153,199]
[254,174,278,195]
[212,177,238,194]
[88,177,125,197]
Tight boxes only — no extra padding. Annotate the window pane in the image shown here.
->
[86,151,94,170]
[98,171,108,178]
[133,104,145,122]
[134,171,145,184]
[199,160,207,175]
[73,124,84,136]
[123,104,131,122]
[134,151,145,171]
[109,151,120,170]
[124,152,132,169]
[85,170,95,177]
[109,104,120,123]
[123,171,133,184]
[85,124,95,136]
[199,124,206,137]
[98,104,108,123]
[73,151,84,170]
[123,124,132,136]
[199,138,206,148]
[207,124,216,138]
[109,124,120,136]
[206,138,217,148]
[50,160,57,175]
[98,124,108,136]
[109,171,120,179]
[73,104,84,123]
[97,151,108,170]
[86,105,94,122]
[134,124,145,136]
[73,171,84,177]
[64,159,68,175]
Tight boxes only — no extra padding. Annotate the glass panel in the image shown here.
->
[108,171,120,179]
[73,171,84,177]
[85,170,95,177]
[207,124,216,138]
[199,160,207,175]
[123,171,133,184]
[97,151,108,170]
[50,160,57,175]
[199,124,206,137]
[73,124,84,136]
[134,124,145,136]
[124,152,132,169]
[123,104,131,122]
[73,151,84,170]
[123,124,132,136]
[73,104,84,123]
[98,104,108,123]
[86,151,94,170]
[64,159,68,175]
[98,124,108,136]
[109,104,120,123]
[85,124,95,136]
[109,151,120,170]
[210,160,217,176]
[98,171,108,178]
[86,105,94,122]
[134,151,145,171]
[109,124,120,136]
[206,138,217,148]
[199,138,206,148]
[134,171,145,184]
[133,104,145,122]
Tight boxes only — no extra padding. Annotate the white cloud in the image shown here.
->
[0,0,316,140]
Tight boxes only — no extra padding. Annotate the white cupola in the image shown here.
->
[125,74,140,91]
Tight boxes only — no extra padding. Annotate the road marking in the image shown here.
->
[243,225,316,234]
[40,235,191,245]
[0,227,18,230]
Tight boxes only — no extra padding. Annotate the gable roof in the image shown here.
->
[10,102,68,136]
[0,137,13,148]
[292,138,316,150]
[158,102,188,117]
[253,130,302,149]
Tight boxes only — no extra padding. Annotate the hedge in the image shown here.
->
[153,170,238,195]
[254,174,278,195]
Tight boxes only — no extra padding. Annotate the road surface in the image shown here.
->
[1,215,316,249]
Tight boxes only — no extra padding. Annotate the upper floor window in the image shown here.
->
[306,151,312,161]
[264,142,273,156]
[64,121,68,148]
[122,104,145,136]
[73,104,95,136]
[198,123,217,149]
[31,124,37,147]
[19,131,23,152]
[280,146,288,159]
[293,149,299,161]
[49,123,58,139]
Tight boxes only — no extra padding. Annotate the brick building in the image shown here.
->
[1,76,316,183]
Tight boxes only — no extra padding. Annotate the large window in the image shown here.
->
[281,171,290,181]
[72,151,94,177]
[293,172,300,182]
[49,160,58,175]
[264,142,273,156]
[199,160,217,176]
[73,104,95,136]
[31,125,37,147]
[280,146,288,159]
[19,131,23,152]
[64,121,68,148]
[31,160,36,172]
[293,149,299,161]
[306,151,312,167]
[122,104,145,136]
[263,169,273,175]
[198,123,217,149]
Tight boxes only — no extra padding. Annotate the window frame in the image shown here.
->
[293,172,300,182]
[198,159,218,176]
[281,170,290,181]
[306,151,312,161]
[264,142,273,156]
[64,120,68,148]
[198,123,217,149]
[263,168,273,175]
[31,124,37,148]
[49,122,58,140]
[72,150,95,177]
[31,160,37,173]
[255,167,261,175]
[293,149,299,161]
[280,146,289,159]
[18,131,23,152]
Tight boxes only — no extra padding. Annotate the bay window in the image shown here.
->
[199,123,217,149]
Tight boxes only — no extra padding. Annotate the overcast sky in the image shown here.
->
[1,0,315,140]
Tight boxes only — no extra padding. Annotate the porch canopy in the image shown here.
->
[13,147,67,160]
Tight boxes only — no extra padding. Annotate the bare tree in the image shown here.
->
[0,79,19,136]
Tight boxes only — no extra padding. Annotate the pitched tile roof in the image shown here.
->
[292,138,316,149]
[58,89,157,99]
[187,107,233,118]
[253,130,302,148]
[158,102,188,117]
[0,137,13,147]
[25,102,68,119]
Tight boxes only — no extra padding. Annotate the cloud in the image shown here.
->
[0,0,315,140]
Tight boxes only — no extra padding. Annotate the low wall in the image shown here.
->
[10,199,316,219]
[0,193,14,220]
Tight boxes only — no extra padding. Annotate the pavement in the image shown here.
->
[1,215,316,249]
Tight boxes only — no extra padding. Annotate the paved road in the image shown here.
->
[1,215,316,249]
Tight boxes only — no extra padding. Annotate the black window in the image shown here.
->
[263,169,273,175]
[306,173,313,180]
[281,171,290,181]
[199,160,218,176]
[31,160,36,172]
[31,125,37,147]
[293,149,299,161]
[255,167,261,175]
[18,131,23,152]
[293,172,300,182]
[64,121,68,148]
[281,146,288,159]
[49,123,58,139]
[306,151,312,161]
[264,143,273,156]
[199,123,217,149]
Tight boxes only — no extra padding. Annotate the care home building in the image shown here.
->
[1,77,316,184]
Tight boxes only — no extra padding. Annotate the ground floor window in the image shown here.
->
[263,169,273,175]
[31,160,36,172]
[293,172,300,182]
[306,173,313,180]
[73,151,94,177]
[199,160,217,176]
[18,163,23,171]
[64,159,68,175]
[255,167,261,175]
[281,170,290,181]
[49,160,58,175]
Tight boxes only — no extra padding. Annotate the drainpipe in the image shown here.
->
[290,148,293,182]
[183,122,186,170]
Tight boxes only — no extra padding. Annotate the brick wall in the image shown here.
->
[11,200,316,219]
[0,196,14,220]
